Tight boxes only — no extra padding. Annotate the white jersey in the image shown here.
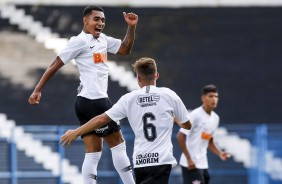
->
[179,106,219,169]
[58,31,121,99]
[105,85,190,168]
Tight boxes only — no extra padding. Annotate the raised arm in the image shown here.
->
[117,12,138,55]
[60,113,111,146]
[28,56,64,105]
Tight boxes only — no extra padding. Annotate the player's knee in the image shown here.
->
[83,135,103,151]
[104,132,125,147]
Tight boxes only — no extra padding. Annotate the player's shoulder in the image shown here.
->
[120,88,140,101]
[123,86,178,100]
[69,31,88,45]
[190,106,204,116]
[122,87,160,100]
[157,87,178,97]
[189,107,205,125]
[211,111,220,120]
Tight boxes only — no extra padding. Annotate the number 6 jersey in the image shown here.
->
[105,85,190,168]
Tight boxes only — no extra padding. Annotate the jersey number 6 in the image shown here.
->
[142,112,157,142]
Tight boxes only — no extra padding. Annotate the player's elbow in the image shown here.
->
[181,121,192,130]
[118,49,131,56]
[97,114,111,127]
[118,43,132,55]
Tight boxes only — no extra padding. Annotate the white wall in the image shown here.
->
[1,0,282,7]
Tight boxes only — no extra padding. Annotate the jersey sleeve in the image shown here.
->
[178,109,198,135]
[211,115,220,137]
[58,37,87,64]
[172,92,190,124]
[179,127,190,135]
[105,95,127,122]
[106,35,122,54]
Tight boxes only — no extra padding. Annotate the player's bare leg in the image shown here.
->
[104,130,124,147]
[83,134,103,152]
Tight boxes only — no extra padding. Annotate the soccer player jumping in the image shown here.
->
[60,57,192,184]
[29,5,138,184]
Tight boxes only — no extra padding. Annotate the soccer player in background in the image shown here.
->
[28,5,138,184]
[177,84,230,184]
[60,57,192,184]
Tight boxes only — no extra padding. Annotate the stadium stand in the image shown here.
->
[1,3,282,184]
[1,4,281,124]
[0,17,129,125]
[0,114,82,184]
[11,5,282,124]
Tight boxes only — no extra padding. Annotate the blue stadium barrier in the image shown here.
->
[0,124,281,184]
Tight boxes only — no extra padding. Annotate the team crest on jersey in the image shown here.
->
[135,152,159,165]
[136,94,160,107]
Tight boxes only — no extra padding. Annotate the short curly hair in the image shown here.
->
[83,5,104,17]
[201,84,218,95]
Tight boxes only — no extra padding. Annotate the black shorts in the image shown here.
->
[134,164,172,184]
[74,96,121,138]
[181,167,210,184]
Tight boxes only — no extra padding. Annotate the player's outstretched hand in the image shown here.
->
[123,12,138,26]
[60,130,78,147]
[220,152,231,161]
[28,91,41,105]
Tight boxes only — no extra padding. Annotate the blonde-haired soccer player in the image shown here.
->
[60,57,192,184]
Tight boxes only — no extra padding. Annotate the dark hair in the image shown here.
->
[133,57,157,81]
[83,5,104,17]
[201,84,218,95]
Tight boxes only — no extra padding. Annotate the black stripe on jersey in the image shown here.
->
[146,86,150,93]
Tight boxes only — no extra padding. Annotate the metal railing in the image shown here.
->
[0,124,281,184]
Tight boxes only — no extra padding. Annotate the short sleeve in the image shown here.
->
[105,95,127,122]
[211,114,220,136]
[172,92,190,124]
[58,37,87,64]
[106,36,122,54]
[179,127,190,135]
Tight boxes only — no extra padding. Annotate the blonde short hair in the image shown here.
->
[133,57,157,81]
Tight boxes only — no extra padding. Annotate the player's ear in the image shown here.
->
[137,75,142,83]
[201,95,205,103]
[83,16,88,25]
[155,73,159,80]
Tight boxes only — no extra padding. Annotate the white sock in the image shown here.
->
[82,152,102,184]
[111,142,135,184]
